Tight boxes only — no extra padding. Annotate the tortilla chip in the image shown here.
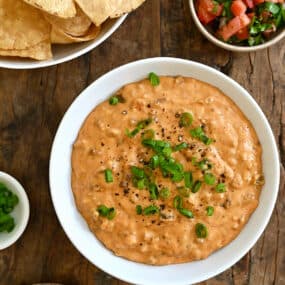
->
[44,5,92,37]
[0,40,52,60]
[23,0,76,18]
[74,0,145,26]
[0,0,51,50]
[51,25,101,44]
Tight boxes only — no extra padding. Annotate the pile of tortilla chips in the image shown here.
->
[0,0,145,61]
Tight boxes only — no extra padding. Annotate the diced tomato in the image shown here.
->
[200,0,223,16]
[218,14,251,41]
[242,0,254,8]
[253,0,264,5]
[231,1,247,16]
[247,12,255,19]
[196,0,223,24]
[236,27,249,40]
[197,4,216,24]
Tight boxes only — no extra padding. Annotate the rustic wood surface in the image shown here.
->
[0,1,284,284]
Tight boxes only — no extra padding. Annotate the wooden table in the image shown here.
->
[0,1,284,284]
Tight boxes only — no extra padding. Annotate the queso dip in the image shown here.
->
[71,75,263,265]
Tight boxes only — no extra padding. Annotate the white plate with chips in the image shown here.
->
[0,16,126,70]
[0,0,147,69]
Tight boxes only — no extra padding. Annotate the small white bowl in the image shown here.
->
[49,57,279,285]
[0,172,30,250]
[0,16,126,70]
[189,0,285,52]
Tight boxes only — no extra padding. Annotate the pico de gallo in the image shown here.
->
[195,0,285,46]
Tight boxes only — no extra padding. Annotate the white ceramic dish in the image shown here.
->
[0,171,30,250]
[49,57,280,285]
[0,16,126,70]
[189,0,285,52]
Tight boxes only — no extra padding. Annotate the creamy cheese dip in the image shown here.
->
[71,76,263,265]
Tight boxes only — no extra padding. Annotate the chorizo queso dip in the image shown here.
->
[71,75,264,265]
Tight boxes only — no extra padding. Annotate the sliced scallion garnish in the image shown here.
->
[148,72,160,86]
[104,169,113,183]
[206,206,214,216]
[215,183,226,193]
[190,127,213,145]
[195,223,208,238]
[179,112,193,128]
[204,173,216,185]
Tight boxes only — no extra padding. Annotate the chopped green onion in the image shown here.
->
[109,96,119,105]
[173,142,188,152]
[143,205,160,215]
[150,155,160,169]
[126,118,153,138]
[142,139,171,154]
[149,183,159,200]
[97,205,116,220]
[193,158,212,171]
[195,223,208,238]
[173,195,194,218]
[131,166,145,179]
[107,208,116,220]
[136,205,143,215]
[206,206,214,216]
[184,171,193,188]
[142,129,155,140]
[204,173,216,185]
[190,127,213,145]
[215,183,226,193]
[173,195,183,209]
[177,186,190,198]
[137,179,145,190]
[171,171,184,182]
[191,180,202,193]
[104,169,113,183]
[162,146,172,157]
[179,208,194,218]
[148,72,160,86]
[179,112,193,127]
[160,188,170,199]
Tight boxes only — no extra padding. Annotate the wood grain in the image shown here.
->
[0,0,284,284]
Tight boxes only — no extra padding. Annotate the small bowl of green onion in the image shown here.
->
[0,171,30,250]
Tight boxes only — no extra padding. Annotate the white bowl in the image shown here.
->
[0,171,30,250]
[49,57,280,285]
[0,16,126,70]
[189,0,285,52]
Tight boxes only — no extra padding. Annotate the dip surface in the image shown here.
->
[71,76,263,265]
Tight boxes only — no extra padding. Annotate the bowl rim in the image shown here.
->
[49,57,280,285]
[189,0,285,52]
[0,15,127,70]
[0,171,30,250]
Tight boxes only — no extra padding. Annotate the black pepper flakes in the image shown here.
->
[123,189,129,195]
[160,204,165,210]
